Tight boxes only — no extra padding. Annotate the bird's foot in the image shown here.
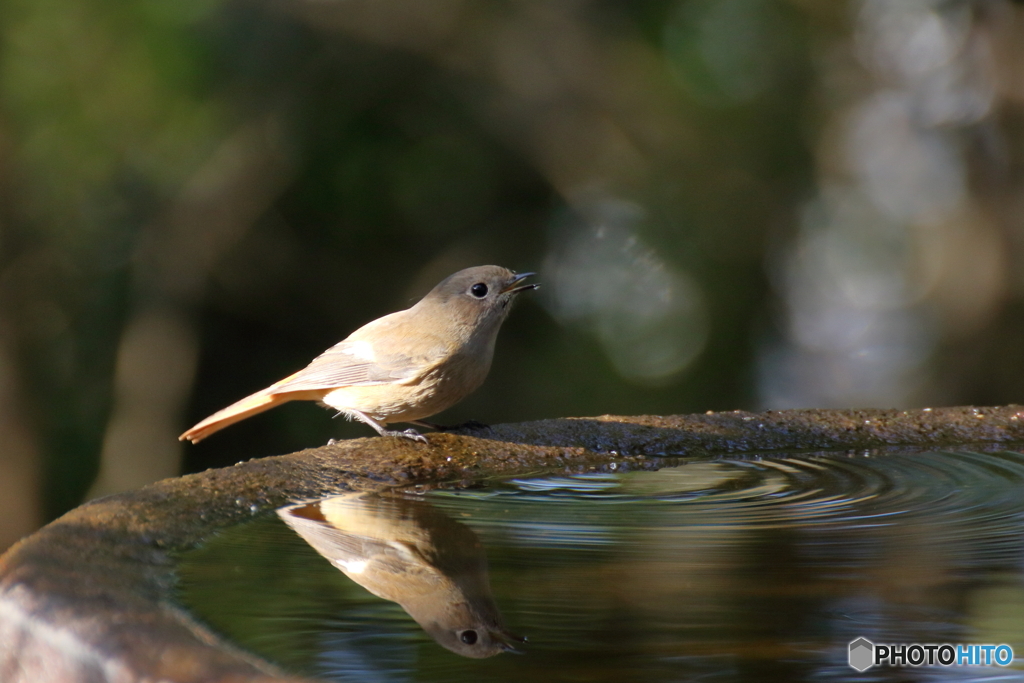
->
[383,428,429,444]
[327,438,338,445]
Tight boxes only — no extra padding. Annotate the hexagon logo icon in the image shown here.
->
[848,637,874,671]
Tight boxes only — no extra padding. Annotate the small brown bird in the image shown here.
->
[180,266,536,444]
[279,492,524,658]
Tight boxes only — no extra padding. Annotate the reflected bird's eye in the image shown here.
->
[470,283,488,298]
[459,630,478,645]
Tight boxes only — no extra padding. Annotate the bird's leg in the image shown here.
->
[410,419,490,432]
[350,410,428,444]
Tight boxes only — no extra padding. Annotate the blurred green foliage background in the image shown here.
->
[2,0,1024,550]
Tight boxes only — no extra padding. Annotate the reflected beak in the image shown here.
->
[501,272,538,295]
[494,629,527,654]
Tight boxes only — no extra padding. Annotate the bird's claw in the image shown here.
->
[384,428,428,444]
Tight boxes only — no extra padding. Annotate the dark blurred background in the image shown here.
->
[2,0,1024,550]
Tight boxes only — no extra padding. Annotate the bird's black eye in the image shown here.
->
[460,630,479,645]
[470,283,488,298]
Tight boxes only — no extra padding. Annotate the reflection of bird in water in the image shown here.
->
[278,492,524,658]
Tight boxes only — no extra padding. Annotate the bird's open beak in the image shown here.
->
[493,629,528,654]
[501,272,538,295]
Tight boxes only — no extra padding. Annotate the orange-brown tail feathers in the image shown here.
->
[179,386,328,444]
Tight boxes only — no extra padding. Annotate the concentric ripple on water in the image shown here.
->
[445,449,1024,529]
[178,449,1024,683]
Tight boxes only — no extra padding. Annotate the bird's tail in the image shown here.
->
[179,390,294,444]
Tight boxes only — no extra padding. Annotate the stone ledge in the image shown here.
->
[2,405,1024,682]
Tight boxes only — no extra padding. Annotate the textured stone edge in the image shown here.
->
[2,404,1024,682]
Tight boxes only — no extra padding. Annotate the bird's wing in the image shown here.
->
[270,342,410,391]
[279,509,434,595]
[280,509,398,566]
[269,315,449,393]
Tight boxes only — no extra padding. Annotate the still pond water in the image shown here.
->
[178,449,1024,682]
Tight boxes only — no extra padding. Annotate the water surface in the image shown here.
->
[178,449,1024,681]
